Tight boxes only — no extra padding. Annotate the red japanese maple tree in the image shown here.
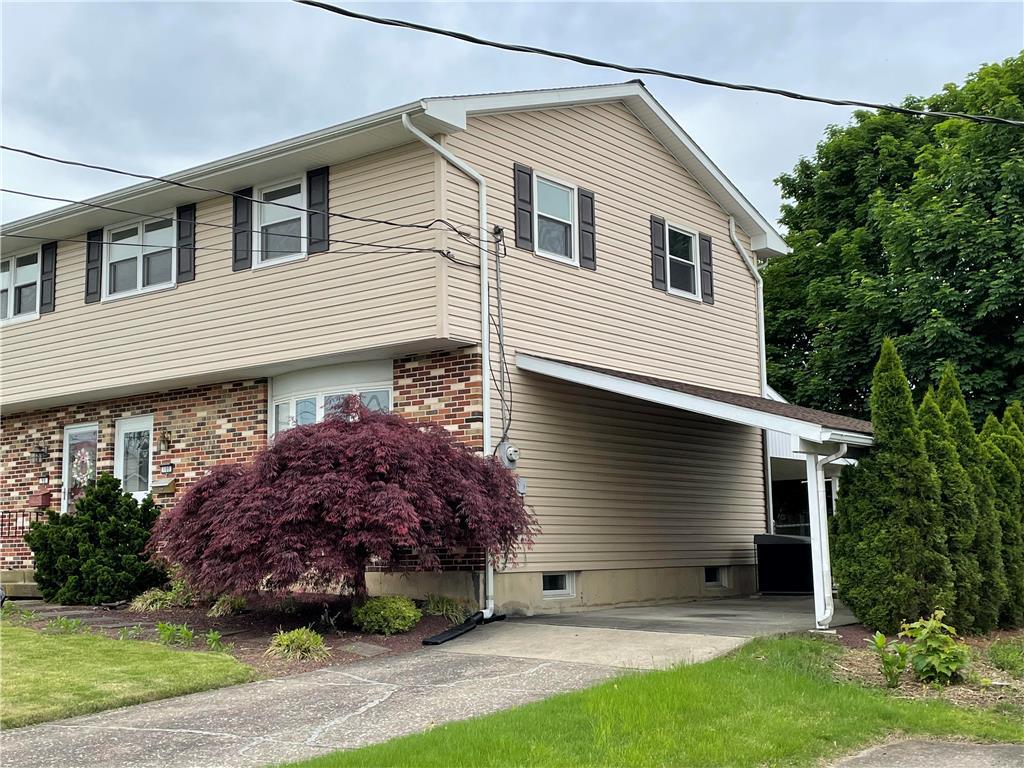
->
[152,399,536,598]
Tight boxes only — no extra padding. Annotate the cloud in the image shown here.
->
[2,1,1021,226]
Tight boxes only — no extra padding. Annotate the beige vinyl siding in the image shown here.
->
[443,102,766,573]
[1,142,444,407]
[444,102,762,392]
[510,375,765,572]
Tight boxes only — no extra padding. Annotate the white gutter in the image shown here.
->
[401,113,495,619]
[728,217,767,397]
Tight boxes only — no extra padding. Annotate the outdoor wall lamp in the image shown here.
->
[160,462,175,475]
[157,430,172,452]
[29,444,48,464]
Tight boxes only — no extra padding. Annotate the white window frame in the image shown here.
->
[541,571,576,599]
[533,173,578,266]
[664,220,702,302]
[253,176,307,268]
[114,415,154,501]
[271,384,393,435]
[0,247,41,325]
[102,214,177,301]
[61,422,99,514]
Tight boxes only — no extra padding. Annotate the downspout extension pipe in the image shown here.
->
[815,443,848,629]
[402,113,495,619]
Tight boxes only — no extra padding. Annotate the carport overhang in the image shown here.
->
[516,353,874,630]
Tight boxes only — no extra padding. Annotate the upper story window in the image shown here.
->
[104,217,176,299]
[255,178,306,266]
[666,223,701,300]
[0,250,40,323]
[534,175,576,264]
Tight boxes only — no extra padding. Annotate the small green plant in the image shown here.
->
[278,596,301,615]
[353,596,422,636]
[0,603,36,624]
[117,624,145,641]
[155,622,195,647]
[318,604,344,633]
[43,617,87,635]
[988,637,1024,679]
[207,594,247,618]
[129,574,196,612]
[898,609,970,684]
[204,629,234,653]
[867,631,908,688]
[265,627,329,660]
[422,594,469,625]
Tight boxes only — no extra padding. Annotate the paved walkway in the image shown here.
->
[834,740,1024,767]
[1,619,747,768]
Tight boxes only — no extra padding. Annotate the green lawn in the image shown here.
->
[0,624,254,728]
[287,637,1024,768]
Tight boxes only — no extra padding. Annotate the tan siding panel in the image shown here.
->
[2,143,444,406]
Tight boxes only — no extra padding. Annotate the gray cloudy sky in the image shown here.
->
[2,2,1022,228]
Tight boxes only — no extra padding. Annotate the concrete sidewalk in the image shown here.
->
[2,620,748,768]
[834,740,1024,767]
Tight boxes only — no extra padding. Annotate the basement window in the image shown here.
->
[542,571,575,598]
[704,566,724,587]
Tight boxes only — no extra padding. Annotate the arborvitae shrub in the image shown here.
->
[833,340,952,633]
[918,390,983,633]
[937,366,1006,632]
[982,435,1024,628]
[26,473,164,605]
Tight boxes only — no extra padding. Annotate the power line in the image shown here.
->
[0,144,488,241]
[292,1,1024,129]
[0,188,446,253]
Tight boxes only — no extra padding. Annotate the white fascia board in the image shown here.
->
[624,89,789,258]
[517,353,828,442]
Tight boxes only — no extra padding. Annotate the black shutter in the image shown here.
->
[39,241,57,314]
[176,204,196,283]
[232,188,253,271]
[513,163,533,250]
[84,229,103,303]
[650,215,667,290]
[578,188,596,271]
[699,233,715,304]
[306,167,329,254]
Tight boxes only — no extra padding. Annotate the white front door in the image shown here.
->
[114,415,153,501]
[62,424,98,514]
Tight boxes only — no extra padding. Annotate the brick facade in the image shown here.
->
[1,380,268,571]
[1,349,486,575]
[393,350,483,451]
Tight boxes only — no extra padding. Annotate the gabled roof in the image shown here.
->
[2,82,786,257]
[517,353,873,447]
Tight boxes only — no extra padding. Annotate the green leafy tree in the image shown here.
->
[917,389,982,632]
[937,365,1007,632]
[765,55,1024,422]
[25,473,164,605]
[832,340,953,632]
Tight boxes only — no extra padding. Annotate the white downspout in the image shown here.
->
[728,217,766,397]
[402,113,495,619]
[730,217,774,536]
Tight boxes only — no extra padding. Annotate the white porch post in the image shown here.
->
[805,453,835,629]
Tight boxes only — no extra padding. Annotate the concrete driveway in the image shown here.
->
[523,595,856,636]
[0,596,839,768]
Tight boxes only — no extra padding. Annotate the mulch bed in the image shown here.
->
[831,624,1024,712]
[18,594,453,677]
